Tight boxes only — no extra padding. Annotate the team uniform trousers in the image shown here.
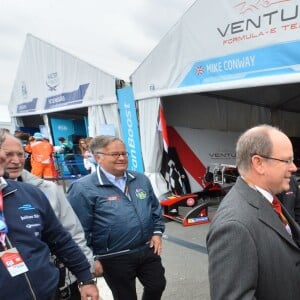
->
[100,246,166,300]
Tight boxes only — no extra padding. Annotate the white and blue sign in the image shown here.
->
[180,40,300,87]
[117,87,144,173]
[17,98,38,113]
[45,83,89,109]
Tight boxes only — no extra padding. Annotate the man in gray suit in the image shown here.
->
[207,124,300,300]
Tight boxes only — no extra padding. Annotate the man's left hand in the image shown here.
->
[149,235,163,255]
[79,284,99,300]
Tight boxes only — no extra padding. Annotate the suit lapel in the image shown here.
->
[257,198,297,248]
[237,177,300,249]
[282,205,300,247]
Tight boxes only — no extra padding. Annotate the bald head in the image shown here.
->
[1,133,25,179]
[236,124,296,194]
[236,125,277,174]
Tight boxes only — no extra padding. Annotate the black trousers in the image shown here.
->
[100,247,166,300]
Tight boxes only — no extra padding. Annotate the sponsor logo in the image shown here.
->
[20,214,40,221]
[18,204,35,211]
[135,189,147,199]
[21,81,28,99]
[26,223,40,229]
[45,83,89,109]
[234,0,291,15]
[209,152,236,159]
[217,1,297,45]
[187,216,209,223]
[17,98,38,113]
[46,72,60,91]
[57,125,68,131]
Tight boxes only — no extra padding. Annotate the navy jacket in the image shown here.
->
[67,169,165,257]
[0,179,92,300]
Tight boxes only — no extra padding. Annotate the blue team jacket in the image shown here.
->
[67,169,165,257]
[0,179,92,300]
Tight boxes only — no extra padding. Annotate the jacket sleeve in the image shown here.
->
[146,176,165,236]
[207,220,258,300]
[35,188,93,282]
[67,180,95,250]
[55,186,94,271]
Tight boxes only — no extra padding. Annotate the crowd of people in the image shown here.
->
[1,124,300,299]
[0,129,166,299]
[13,131,98,180]
[0,129,99,299]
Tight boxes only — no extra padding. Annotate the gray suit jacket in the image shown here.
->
[207,177,300,300]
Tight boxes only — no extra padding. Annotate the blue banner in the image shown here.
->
[180,40,300,87]
[117,87,144,173]
[44,83,89,109]
[17,98,38,113]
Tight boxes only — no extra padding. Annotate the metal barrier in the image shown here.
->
[47,160,89,192]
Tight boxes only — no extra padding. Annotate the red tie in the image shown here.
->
[272,196,283,215]
[272,196,291,235]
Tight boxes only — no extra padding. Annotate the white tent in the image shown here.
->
[0,104,11,131]
[131,0,300,197]
[9,34,121,138]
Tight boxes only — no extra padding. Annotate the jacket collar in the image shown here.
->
[2,179,18,198]
[96,166,136,186]
[0,177,7,191]
[236,177,300,248]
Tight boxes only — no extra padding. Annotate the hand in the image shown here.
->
[79,284,99,300]
[93,259,104,277]
[149,235,163,255]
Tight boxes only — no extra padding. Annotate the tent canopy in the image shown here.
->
[130,0,300,197]
[131,0,300,115]
[10,34,118,117]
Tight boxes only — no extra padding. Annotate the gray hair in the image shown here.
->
[236,124,281,173]
[0,128,10,146]
[0,129,23,148]
[89,135,124,154]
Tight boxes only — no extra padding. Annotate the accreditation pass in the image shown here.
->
[0,247,28,276]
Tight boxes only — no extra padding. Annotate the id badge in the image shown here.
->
[0,247,28,277]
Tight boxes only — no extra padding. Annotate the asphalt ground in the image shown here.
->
[97,203,219,300]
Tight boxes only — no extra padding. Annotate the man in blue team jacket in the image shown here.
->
[0,128,99,300]
[68,135,166,300]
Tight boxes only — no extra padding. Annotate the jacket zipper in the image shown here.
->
[6,223,37,300]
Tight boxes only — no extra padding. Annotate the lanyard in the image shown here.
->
[0,191,8,250]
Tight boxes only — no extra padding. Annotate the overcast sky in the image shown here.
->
[0,0,195,107]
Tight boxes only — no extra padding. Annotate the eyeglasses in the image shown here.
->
[96,152,129,159]
[257,154,294,165]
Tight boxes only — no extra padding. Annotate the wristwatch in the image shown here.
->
[78,277,97,287]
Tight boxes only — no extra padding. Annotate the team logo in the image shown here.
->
[135,189,147,199]
[46,72,60,91]
[18,204,35,211]
[21,81,28,99]
[234,0,291,14]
